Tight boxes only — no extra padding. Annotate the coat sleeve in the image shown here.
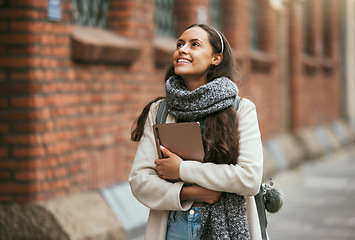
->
[129,101,194,211]
[179,99,263,196]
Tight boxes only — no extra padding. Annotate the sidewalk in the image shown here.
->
[267,144,355,240]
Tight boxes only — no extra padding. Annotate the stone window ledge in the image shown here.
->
[249,49,275,72]
[71,26,141,64]
[321,57,334,74]
[153,37,176,68]
[303,54,320,75]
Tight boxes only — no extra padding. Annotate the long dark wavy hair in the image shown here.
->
[131,24,241,165]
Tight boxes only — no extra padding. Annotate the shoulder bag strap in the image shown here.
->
[232,96,268,240]
[255,185,268,240]
[156,98,168,124]
[233,95,241,111]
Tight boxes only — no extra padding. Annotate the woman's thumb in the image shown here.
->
[160,145,171,156]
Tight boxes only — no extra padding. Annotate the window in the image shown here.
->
[210,0,222,30]
[71,0,109,29]
[303,0,314,55]
[155,0,176,38]
[70,0,140,64]
[322,0,331,57]
[249,0,260,50]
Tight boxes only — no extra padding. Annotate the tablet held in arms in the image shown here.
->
[153,122,205,162]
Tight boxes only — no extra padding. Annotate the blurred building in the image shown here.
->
[0,0,354,239]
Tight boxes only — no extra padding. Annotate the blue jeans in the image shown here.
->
[166,207,201,240]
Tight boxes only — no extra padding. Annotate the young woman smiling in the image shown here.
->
[130,24,264,240]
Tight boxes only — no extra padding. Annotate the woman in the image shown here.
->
[129,24,263,240]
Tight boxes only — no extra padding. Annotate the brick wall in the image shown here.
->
[0,0,164,203]
[0,0,343,203]
[288,0,342,130]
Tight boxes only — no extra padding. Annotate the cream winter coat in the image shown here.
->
[129,98,264,240]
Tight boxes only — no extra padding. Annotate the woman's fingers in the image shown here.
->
[160,145,173,157]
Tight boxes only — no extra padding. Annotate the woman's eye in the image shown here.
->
[176,43,183,48]
[192,42,200,47]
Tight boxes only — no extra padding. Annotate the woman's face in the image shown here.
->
[173,27,221,90]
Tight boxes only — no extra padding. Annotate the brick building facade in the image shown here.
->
[0,0,345,206]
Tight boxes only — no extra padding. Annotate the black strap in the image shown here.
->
[155,96,268,239]
[255,185,268,240]
[156,98,168,124]
[233,95,240,111]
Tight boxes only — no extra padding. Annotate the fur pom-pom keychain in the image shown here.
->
[262,178,283,213]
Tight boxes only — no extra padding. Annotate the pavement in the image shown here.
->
[267,144,355,240]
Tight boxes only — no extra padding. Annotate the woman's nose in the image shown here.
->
[178,45,188,54]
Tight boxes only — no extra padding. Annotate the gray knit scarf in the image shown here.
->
[165,76,238,122]
[165,75,251,240]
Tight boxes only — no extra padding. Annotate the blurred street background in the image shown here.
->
[0,0,355,239]
[268,144,355,240]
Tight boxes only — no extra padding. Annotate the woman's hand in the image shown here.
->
[181,185,221,204]
[154,146,183,180]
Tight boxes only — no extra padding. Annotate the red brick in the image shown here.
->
[9,0,47,9]
[12,146,46,158]
[0,108,50,121]
[6,84,42,95]
[0,57,45,68]
[0,123,7,133]
[0,160,18,169]
[3,134,43,145]
[0,8,43,19]
[54,167,68,179]
[52,24,72,34]
[54,35,70,45]
[0,33,40,44]
[0,96,7,107]
[0,195,13,202]
[12,121,53,132]
[11,69,45,81]
[40,34,56,45]
[0,46,5,54]
[11,95,51,108]
[10,21,44,32]
[0,183,27,193]
[0,71,6,81]
[46,142,71,155]
[69,163,82,175]
[15,170,47,181]
[7,45,44,55]
[0,171,11,180]
[0,21,7,32]
[0,57,27,68]
[52,46,70,57]
[0,147,8,158]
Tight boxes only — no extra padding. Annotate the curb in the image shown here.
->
[38,191,125,240]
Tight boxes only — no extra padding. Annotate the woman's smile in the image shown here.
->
[176,57,192,64]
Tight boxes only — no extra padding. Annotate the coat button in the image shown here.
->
[189,209,194,215]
